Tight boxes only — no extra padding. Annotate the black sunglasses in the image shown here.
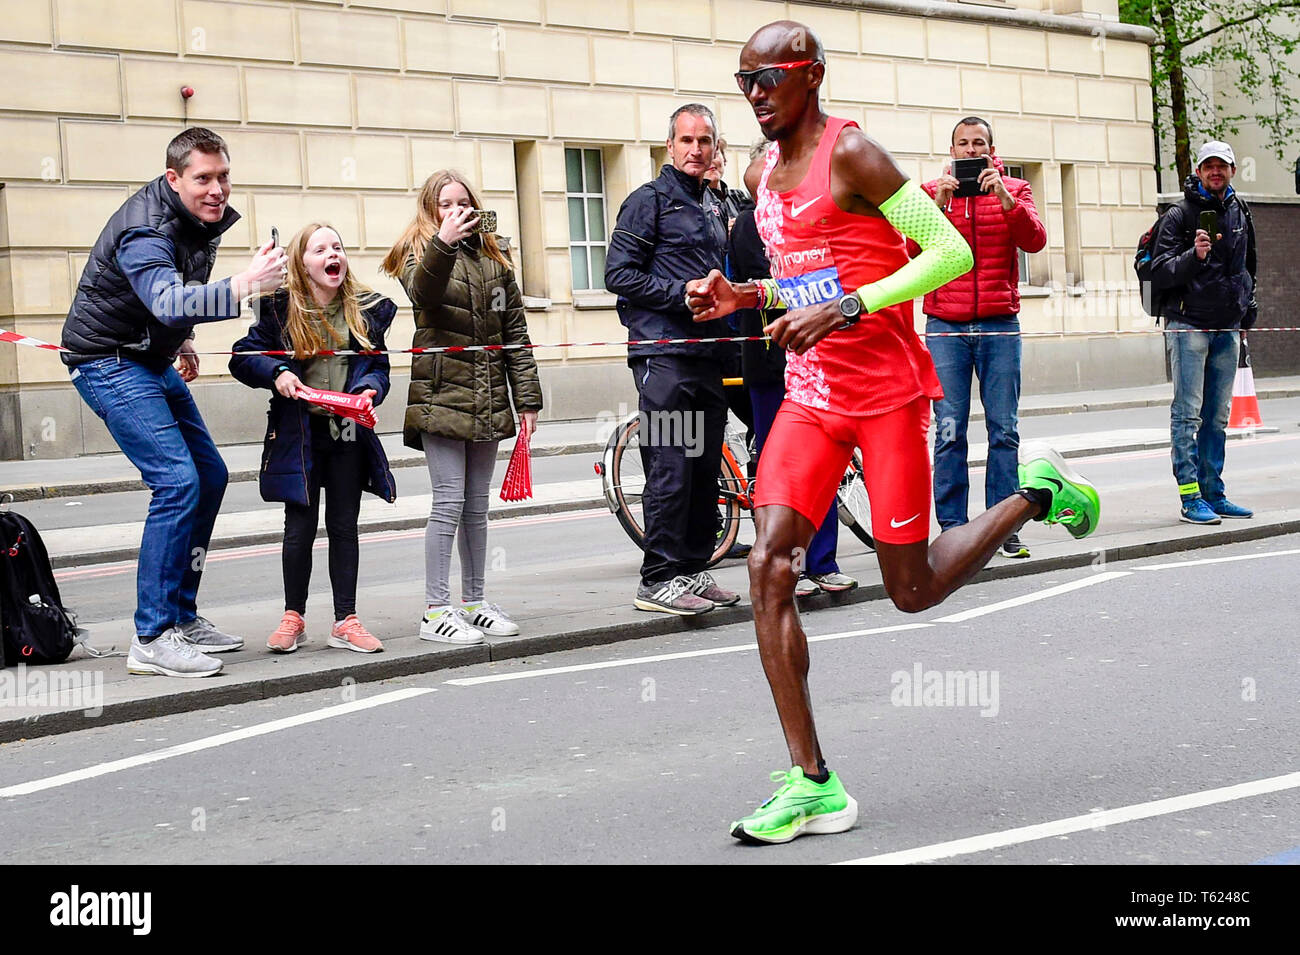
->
[734,60,817,95]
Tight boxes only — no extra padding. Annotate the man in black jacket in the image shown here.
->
[606,103,739,615]
[1150,140,1257,525]
[61,127,286,677]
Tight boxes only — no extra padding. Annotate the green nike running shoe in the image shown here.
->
[730,767,859,845]
[1018,445,1100,540]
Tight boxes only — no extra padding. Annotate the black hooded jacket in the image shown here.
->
[1149,175,1257,329]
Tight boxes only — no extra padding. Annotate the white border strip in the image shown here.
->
[932,572,1131,623]
[839,769,1300,865]
[0,688,435,798]
[1136,548,1300,571]
[445,624,933,686]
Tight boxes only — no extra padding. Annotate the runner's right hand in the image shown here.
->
[687,270,742,321]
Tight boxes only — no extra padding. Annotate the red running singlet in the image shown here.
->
[755,116,943,416]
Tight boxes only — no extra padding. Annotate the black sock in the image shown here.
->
[804,761,830,784]
[1017,486,1053,520]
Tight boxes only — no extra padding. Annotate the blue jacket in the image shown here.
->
[605,164,729,365]
[229,289,397,507]
[62,175,241,370]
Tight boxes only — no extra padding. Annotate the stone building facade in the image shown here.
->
[0,0,1159,459]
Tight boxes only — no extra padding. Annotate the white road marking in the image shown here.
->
[1135,548,1300,571]
[838,769,1300,865]
[0,688,434,798]
[932,571,1131,623]
[445,624,933,686]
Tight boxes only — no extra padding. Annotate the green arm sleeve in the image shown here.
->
[855,179,973,314]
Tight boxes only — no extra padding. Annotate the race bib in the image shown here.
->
[771,237,843,309]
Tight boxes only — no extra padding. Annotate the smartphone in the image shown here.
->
[271,227,279,248]
[952,157,987,198]
[1197,211,1217,241]
[472,209,497,234]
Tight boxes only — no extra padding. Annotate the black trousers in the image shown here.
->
[630,355,727,586]
[283,416,366,620]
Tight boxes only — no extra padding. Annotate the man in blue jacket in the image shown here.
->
[60,127,287,677]
[606,104,739,615]
[1149,140,1258,525]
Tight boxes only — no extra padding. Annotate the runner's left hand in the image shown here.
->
[764,300,844,355]
[176,340,199,382]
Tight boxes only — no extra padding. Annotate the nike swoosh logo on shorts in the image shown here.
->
[890,514,920,528]
[791,196,822,218]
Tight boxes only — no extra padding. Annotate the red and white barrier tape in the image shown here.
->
[2,326,1286,358]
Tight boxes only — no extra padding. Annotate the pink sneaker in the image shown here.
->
[267,610,306,653]
[328,615,383,653]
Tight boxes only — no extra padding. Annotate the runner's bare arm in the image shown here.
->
[832,128,973,313]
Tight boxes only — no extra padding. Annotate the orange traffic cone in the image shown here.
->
[1227,338,1262,430]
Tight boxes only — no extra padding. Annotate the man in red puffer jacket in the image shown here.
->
[909,116,1047,559]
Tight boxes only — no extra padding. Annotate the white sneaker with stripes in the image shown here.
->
[419,607,485,645]
[461,602,520,636]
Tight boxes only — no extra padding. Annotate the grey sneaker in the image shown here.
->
[420,607,485,645]
[177,615,244,653]
[808,571,858,593]
[127,629,223,678]
[794,576,819,598]
[461,602,520,636]
[635,576,714,615]
[690,571,740,607]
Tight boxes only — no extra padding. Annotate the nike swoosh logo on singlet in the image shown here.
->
[790,196,823,218]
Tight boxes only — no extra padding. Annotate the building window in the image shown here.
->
[566,147,607,291]
[1004,163,1032,286]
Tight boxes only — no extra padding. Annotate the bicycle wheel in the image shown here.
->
[709,452,744,567]
[836,450,875,550]
[604,414,647,550]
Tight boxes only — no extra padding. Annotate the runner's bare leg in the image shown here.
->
[875,495,1041,614]
[748,503,823,772]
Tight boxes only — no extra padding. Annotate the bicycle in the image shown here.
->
[595,408,874,567]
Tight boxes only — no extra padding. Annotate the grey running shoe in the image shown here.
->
[635,576,714,615]
[690,571,740,607]
[178,615,244,653]
[808,571,858,593]
[999,535,1030,559]
[128,629,223,678]
[794,576,819,598]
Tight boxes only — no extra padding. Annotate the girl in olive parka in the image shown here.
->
[382,170,542,646]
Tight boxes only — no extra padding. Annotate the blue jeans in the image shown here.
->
[926,316,1022,531]
[750,383,840,575]
[1165,321,1238,502]
[70,358,228,637]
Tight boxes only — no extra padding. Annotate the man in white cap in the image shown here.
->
[1148,140,1258,525]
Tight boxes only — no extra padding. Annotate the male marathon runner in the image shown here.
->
[686,21,1101,845]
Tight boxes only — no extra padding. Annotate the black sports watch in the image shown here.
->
[836,292,863,329]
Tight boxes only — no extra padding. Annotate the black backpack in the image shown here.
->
[1134,200,1193,319]
[0,508,79,666]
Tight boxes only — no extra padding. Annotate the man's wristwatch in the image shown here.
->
[836,292,863,330]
